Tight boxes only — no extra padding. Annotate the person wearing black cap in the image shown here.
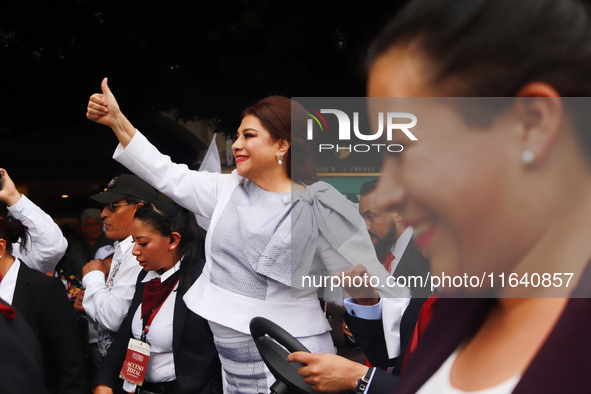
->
[78,173,158,362]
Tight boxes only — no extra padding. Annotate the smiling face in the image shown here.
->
[368,48,527,279]
[232,115,286,183]
[131,219,179,272]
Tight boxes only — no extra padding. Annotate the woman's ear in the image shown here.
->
[514,82,563,164]
[170,232,181,251]
[278,139,290,155]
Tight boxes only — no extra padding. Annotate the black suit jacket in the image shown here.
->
[0,298,45,394]
[95,264,222,394]
[12,260,86,394]
[345,237,430,376]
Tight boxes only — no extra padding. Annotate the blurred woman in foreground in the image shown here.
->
[291,0,591,392]
[373,0,591,392]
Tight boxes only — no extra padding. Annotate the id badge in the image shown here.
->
[119,338,150,386]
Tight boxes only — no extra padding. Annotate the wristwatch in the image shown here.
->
[354,367,374,393]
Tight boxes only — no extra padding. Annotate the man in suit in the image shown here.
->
[357,180,430,296]
[343,180,431,371]
[288,181,432,392]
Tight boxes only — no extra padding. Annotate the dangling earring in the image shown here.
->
[277,154,283,165]
[521,150,535,164]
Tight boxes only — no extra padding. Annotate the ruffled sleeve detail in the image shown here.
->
[291,182,362,289]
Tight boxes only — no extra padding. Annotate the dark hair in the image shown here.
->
[0,217,29,256]
[371,0,591,97]
[242,96,318,185]
[360,179,379,197]
[369,0,591,160]
[134,200,205,291]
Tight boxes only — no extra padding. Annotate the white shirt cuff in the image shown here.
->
[82,270,106,290]
[344,298,383,320]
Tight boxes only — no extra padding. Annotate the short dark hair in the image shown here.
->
[360,179,379,197]
[370,0,591,97]
[369,0,591,162]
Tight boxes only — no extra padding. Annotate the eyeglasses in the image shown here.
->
[104,202,131,212]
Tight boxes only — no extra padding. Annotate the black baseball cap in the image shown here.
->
[90,174,159,204]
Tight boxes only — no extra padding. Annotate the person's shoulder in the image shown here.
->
[23,264,62,288]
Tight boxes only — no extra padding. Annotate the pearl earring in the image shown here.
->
[522,150,535,164]
[277,154,283,165]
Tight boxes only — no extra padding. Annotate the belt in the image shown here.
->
[139,380,179,394]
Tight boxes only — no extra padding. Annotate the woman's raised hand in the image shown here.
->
[86,78,120,127]
[86,77,136,148]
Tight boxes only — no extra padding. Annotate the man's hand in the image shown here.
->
[74,290,85,315]
[0,168,22,207]
[287,352,369,393]
[82,259,109,278]
[339,264,380,306]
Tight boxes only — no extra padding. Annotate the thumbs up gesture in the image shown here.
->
[86,78,136,147]
[86,78,121,127]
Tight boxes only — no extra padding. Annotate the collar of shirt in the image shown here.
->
[114,235,134,257]
[141,261,181,283]
[0,259,21,305]
[391,226,414,262]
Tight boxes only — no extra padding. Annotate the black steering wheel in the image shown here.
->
[250,317,318,394]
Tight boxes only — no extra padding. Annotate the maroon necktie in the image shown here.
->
[141,274,177,320]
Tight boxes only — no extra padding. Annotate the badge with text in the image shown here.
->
[119,338,150,386]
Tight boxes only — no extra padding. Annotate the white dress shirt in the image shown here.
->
[122,263,180,393]
[0,259,21,304]
[82,236,143,332]
[9,195,68,274]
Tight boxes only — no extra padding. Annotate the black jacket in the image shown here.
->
[12,260,86,394]
[0,298,45,394]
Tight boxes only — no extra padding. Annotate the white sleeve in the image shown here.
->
[9,194,67,273]
[113,130,231,220]
[82,254,142,332]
